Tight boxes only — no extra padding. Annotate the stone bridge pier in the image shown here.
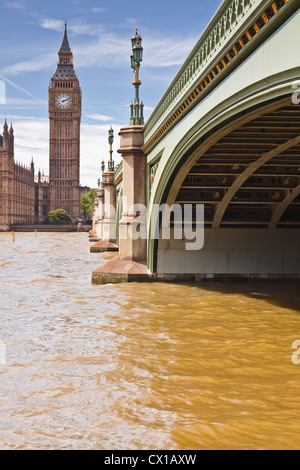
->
[92,126,149,284]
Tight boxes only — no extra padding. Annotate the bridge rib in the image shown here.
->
[268,185,300,229]
[212,134,300,228]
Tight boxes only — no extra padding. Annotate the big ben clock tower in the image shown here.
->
[49,20,81,221]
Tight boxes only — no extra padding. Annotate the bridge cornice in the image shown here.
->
[143,0,297,154]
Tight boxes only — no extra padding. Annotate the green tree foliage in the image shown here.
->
[80,190,97,221]
[45,208,72,225]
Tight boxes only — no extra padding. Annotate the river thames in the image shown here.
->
[0,232,300,450]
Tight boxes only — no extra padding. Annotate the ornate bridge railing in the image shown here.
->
[143,0,295,154]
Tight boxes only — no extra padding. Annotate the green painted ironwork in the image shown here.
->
[129,29,144,126]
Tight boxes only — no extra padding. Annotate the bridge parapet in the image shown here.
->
[143,0,295,153]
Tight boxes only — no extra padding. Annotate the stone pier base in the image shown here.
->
[92,268,300,285]
[92,256,151,284]
[90,240,118,253]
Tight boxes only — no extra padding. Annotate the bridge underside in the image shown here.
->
[156,99,300,279]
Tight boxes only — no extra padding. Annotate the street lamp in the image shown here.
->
[130,29,144,126]
[108,126,115,172]
[100,160,105,188]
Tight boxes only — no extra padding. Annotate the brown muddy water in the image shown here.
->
[0,232,300,450]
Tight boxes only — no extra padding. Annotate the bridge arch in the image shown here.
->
[144,2,300,276]
[147,78,300,275]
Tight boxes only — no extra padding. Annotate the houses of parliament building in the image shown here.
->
[0,22,82,230]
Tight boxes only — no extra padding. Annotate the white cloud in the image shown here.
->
[39,16,104,37]
[40,18,64,32]
[86,113,113,122]
[91,7,109,13]
[1,54,55,76]
[1,20,197,78]
[0,73,46,103]
[144,33,197,68]
[4,1,26,12]
[142,105,155,114]
[73,30,197,69]
[80,123,122,187]
[70,19,104,36]
[0,114,43,120]
[4,99,47,108]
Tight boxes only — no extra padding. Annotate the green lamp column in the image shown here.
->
[107,126,115,172]
[130,29,144,126]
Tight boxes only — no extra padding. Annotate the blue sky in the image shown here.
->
[0,0,221,187]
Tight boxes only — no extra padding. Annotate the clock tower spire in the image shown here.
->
[58,19,73,64]
[48,21,82,222]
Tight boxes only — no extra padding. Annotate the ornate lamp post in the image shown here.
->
[99,160,105,188]
[130,29,144,126]
[108,126,115,172]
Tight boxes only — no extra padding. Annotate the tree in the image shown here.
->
[80,190,97,222]
[45,208,72,225]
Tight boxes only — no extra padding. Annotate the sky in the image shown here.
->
[0,0,222,188]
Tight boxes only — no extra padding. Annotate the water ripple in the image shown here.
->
[0,232,300,449]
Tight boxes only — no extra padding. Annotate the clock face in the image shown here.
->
[56,93,72,110]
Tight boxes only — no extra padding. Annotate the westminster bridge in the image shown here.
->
[91,0,300,284]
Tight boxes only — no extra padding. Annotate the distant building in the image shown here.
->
[80,186,95,196]
[0,121,35,229]
[34,171,50,224]
[0,22,84,230]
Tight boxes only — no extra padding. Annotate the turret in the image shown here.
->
[2,120,8,148]
[9,123,14,149]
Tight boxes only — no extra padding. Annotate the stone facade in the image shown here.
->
[34,172,50,224]
[0,121,51,229]
[0,121,36,229]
